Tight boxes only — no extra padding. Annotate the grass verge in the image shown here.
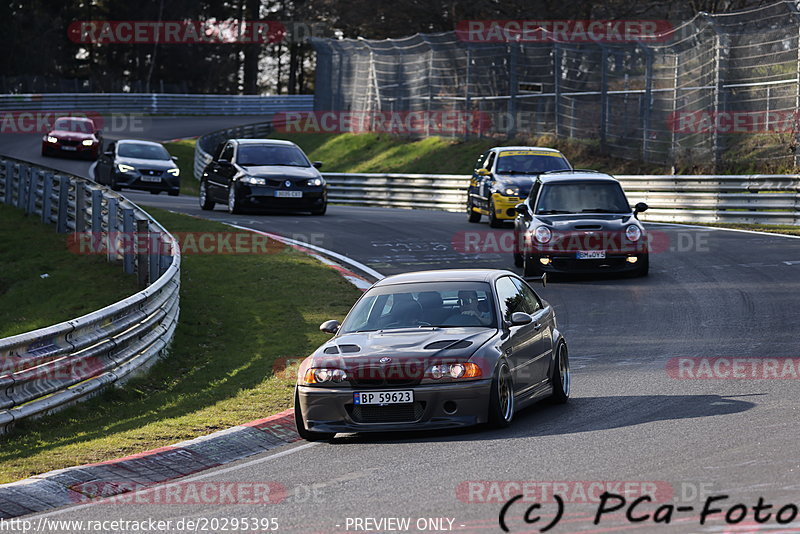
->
[663,221,800,237]
[0,207,361,483]
[164,140,199,197]
[0,205,136,338]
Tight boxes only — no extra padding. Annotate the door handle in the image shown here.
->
[533,323,542,330]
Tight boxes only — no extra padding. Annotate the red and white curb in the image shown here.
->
[0,228,384,518]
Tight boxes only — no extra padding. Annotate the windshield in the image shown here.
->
[339,282,497,333]
[495,151,570,174]
[117,143,171,161]
[53,118,95,133]
[536,181,631,214]
[237,145,310,167]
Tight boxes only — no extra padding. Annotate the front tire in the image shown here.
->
[227,185,242,214]
[199,180,215,210]
[488,362,514,428]
[523,253,543,277]
[513,231,524,267]
[632,255,649,277]
[110,177,121,192]
[488,199,503,228]
[467,199,481,223]
[310,202,327,216]
[294,388,335,442]
[549,341,570,404]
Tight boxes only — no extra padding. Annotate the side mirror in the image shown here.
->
[476,168,491,176]
[509,312,533,327]
[171,155,179,162]
[95,130,102,136]
[217,158,230,165]
[515,203,531,219]
[320,319,340,334]
[313,161,323,169]
[633,202,649,218]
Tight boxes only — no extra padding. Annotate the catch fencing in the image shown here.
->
[312,1,800,172]
[0,93,313,115]
[0,157,180,433]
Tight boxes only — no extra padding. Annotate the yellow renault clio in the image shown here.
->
[467,147,571,227]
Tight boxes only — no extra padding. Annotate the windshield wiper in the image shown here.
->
[537,209,571,214]
[500,170,539,175]
[581,208,621,213]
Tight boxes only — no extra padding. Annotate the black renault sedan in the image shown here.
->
[94,139,180,196]
[294,269,570,441]
[513,171,650,277]
[199,139,327,215]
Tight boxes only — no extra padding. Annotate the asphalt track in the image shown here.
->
[4,120,800,533]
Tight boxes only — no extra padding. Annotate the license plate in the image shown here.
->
[275,190,302,198]
[577,250,606,259]
[354,390,414,405]
[61,146,77,151]
[140,176,162,183]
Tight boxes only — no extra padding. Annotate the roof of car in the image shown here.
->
[373,269,518,287]
[538,170,618,183]
[492,146,564,154]
[116,139,165,147]
[56,116,93,123]
[233,138,297,146]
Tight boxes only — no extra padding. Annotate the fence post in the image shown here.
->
[136,218,149,288]
[56,175,70,233]
[122,208,135,274]
[600,46,608,150]
[553,43,562,137]
[670,53,679,169]
[75,181,86,232]
[642,48,654,162]
[464,47,472,140]
[42,172,53,224]
[508,42,519,139]
[107,197,119,263]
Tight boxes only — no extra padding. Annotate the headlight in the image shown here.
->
[81,139,95,146]
[626,225,642,242]
[45,136,58,143]
[166,168,180,177]
[117,164,135,173]
[306,177,324,187]
[503,186,519,196]
[303,367,348,384]
[426,362,482,380]
[533,226,552,244]
[240,175,266,185]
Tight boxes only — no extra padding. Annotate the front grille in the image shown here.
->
[59,139,79,146]
[140,169,163,176]
[551,256,628,271]
[349,365,423,388]
[348,402,426,423]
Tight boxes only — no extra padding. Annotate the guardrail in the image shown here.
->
[0,157,180,433]
[192,121,799,225]
[0,93,313,115]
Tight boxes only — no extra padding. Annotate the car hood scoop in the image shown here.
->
[313,328,494,365]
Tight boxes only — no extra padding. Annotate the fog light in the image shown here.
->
[540,257,551,265]
[626,256,639,264]
[443,401,457,414]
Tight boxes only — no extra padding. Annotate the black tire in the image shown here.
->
[294,388,335,442]
[488,199,503,228]
[168,190,180,197]
[467,199,481,223]
[549,341,570,404]
[513,231,524,267]
[488,362,515,428]
[199,180,215,210]
[227,185,242,214]
[310,202,327,216]
[150,190,161,195]
[632,255,650,277]
[110,177,121,192]
[523,253,543,277]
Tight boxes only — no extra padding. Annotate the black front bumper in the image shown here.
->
[114,172,179,193]
[240,186,326,211]
[297,379,492,433]
[530,252,648,273]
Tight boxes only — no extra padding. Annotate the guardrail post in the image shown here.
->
[107,197,119,263]
[56,175,70,233]
[136,219,149,288]
[75,181,86,233]
[149,232,160,284]
[17,164,27,211]
[0,160,8,204]
[122,208,135,274]
[25,167,37,215]
[90,188,103,231]
[41,172,53,224]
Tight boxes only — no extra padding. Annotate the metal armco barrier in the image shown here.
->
[0,93,313,115]
[0,157,180,433]
[193,121,799,225]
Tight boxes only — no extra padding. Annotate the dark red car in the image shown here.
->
[41,117,102,160]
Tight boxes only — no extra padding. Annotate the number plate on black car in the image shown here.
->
[576,250,606,259]
[354,391,414,405]
[275,190,302,198]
